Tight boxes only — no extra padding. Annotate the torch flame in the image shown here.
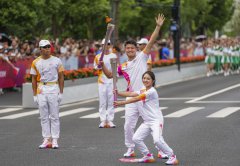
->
[105,16,112,23]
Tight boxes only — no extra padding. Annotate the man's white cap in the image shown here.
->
[137,38,149,44]
[220,35,227,39]
[101,39,111,45]
[161,39,167,43]
[39,40,51,47]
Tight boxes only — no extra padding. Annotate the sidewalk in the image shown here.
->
[0,62,206,107]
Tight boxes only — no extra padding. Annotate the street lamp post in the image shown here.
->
[171,0,181,71]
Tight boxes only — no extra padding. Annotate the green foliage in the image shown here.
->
[119,0,172,39]
[181,0,234,37]
[0,0,109,40]
[0,0,235,40]
[0,0,39,38]
[223,0,240,36]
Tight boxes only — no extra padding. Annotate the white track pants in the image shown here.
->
[38,93,60,139]
[124,102,139,148]
[98,83,114,122]
[132,122,173,156]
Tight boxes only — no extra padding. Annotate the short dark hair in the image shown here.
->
[124,40,137,47]
[142,71,156,87]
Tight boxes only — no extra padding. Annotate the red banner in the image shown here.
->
[0,58,33,88]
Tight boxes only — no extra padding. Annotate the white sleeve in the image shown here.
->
[138,51,149,62]
[30,65,37,75]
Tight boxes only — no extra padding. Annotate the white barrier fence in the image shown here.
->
[22,63,205,108]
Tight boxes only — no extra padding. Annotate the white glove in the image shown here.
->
[33,96,38,105]
[58,93,63,104]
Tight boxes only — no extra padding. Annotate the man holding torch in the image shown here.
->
[100,14,165,158]
[94,39,117,128]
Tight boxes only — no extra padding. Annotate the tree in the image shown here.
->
[0,0,39,38]
[224,0,240,36]
[0,0,235,40]
[180,0,234,37]
[118,0,172,39]
[65,0,109,39]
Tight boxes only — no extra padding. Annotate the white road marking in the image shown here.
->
[0,98,99,109]
[0,107,95,119]
[159,98,196,100]
[0,110,39,119]
[121,107,168,118]
[60,98,98,108]
[0,108,22,114]
[207,107,240,118]
[60,107,95,117]
[0,105,22,108]
[80,107,125,119]
[186,84,240,103]
[190,101,240,104]
[164,107,204,118]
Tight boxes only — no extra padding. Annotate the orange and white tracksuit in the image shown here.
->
[94,53,117,123]
[132,87,174,156]
[30,55,64,139]
[117,51,149,149]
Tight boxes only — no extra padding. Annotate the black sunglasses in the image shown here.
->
[41,45,51,49]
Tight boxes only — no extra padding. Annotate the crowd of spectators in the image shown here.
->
[1,35,239,96]
[0,35,215,95]
[0,36,206,71]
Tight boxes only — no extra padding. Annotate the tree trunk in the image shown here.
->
[87,19,94,39]
[52,14,58,39]
[114,0,120,42]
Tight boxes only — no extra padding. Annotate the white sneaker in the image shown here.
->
[224,72,230,76]
[206,72,211,77]
[108,121,116,128]
[123,148,136,158]
[138,153,155,163]
[52,138,59,149]
[99,121,106,128]
[39,138,52,149]
[158,150,168,159]
[165,155,179,165]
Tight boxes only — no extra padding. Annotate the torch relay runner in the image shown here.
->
[30,39,64,149]
[115,71,179,165]
[100,13,169,159]
[94,39,117,128]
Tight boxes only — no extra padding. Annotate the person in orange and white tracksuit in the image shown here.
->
[137,37,168,158]
[114,71,179,165]
[30,40,64,149]
[101,14,166,158]
[94,39,117,128]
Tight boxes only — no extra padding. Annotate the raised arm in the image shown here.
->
[144,13,165,54]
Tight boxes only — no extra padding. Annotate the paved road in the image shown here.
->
[0,75,239,166]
